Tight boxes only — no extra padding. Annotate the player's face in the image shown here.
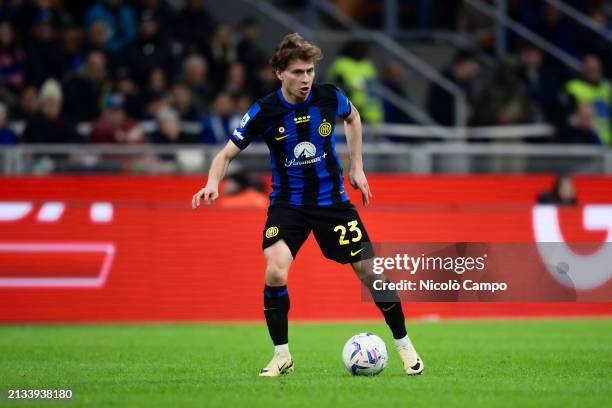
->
[277,59,315,102]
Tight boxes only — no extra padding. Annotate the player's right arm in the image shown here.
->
[191,141,241,208]
[192,102,262,208]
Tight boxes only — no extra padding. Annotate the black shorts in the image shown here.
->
[262,202,374,264]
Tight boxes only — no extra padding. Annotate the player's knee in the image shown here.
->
[265,264,288,286]
[351,260,374,281]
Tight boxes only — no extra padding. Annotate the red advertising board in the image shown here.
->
[0,175,611,322]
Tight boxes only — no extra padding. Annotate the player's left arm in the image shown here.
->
[344,102,372,206]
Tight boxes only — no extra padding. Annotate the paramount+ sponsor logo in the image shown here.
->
[284,142,328,167]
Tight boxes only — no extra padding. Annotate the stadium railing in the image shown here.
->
[2,122,610,174]
[463,0,583,70]
[543,0,612,45]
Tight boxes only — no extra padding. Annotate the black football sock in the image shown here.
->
[375,299,407,340]
[263,285,290,346]
[362,275,407,340]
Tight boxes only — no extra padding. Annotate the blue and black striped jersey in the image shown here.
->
[230,83,352,206]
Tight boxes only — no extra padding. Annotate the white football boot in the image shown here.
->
[259,353,295,377]
[396,343,424,375]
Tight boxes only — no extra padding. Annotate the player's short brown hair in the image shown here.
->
[269,33,323,72]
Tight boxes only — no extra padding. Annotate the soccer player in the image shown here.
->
[192,33,424,377]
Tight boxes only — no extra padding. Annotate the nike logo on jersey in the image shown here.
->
[274,135,288,141]
[350,248,364,256]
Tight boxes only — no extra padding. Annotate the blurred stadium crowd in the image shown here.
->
[0,0,610,147]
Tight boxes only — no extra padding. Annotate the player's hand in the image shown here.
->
[348,168,372,206]
[192,185,219,208]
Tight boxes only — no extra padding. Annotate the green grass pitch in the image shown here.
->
[1,319,611,407]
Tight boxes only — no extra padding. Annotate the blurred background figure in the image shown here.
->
[25,11,64,85]
[473,58,532,126]
[328,39,383,124]
[251,64,278,100]
[0,102,18,144]
[23,79,81,143]
[169,81,199,122]
[381,60,414,124]
[218,171,268,208]
[174,0,215,55]
[0,21,26,105]
[181,54,213,115]
[516,43,560,124]
[205,22,237,86]
[201,92,239,144]
[150,106,197,144]
[90,92,144,144]
[223,61,249,97]
[557,104,601,145]
[123,8,173,89]
[62,50,111,123]
[427,50,480,126]
[11,84,39,122]
[537,174,578,205]
[564,54,611,146]
[85,0,138,54]
[236,17,265,81]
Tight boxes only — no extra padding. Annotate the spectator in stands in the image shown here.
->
[123,9,174,88]
[85,0,138,54]
[25,11,65,85]
[534,4,578,57]
[114,68,142,118]
[218,171,268,208]
[12,0,62,42]
[205,23,237,85]
[236,18,265,80]
[23,79,81,143]
[201,92,239,144]
[236,94,253,117]
[134,0,177,41]
[182,54,213,115]
[63,50,111,123]
[169,81,200,121]
[564,54,611,145]
[90,92,144,144]
[458,2,495,53]
[381,60,414,124]
[224,62,249,97]
[427,50,480,126]
[0,21,26,103]
[140,91,166,121]
[328,40,383,123]
[61,25,86,73]
[557,103,601,145]
[0,102,18,144]
[11,84,39,122]
[537,174,577,205]
[83,19,122,73]
[473,58,532,126]
[251,64,278,100]
[517,44,560,123]
[84,18,110,52]
[174,0,215,54]
[150,106,198,144]
[147,66,167,95]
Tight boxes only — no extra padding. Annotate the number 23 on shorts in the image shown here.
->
[333,220,362,245]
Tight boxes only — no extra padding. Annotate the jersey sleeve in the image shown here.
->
[230,102,262,149]
[333,86,352,118]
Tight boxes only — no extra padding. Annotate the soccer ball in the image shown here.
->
[342,332,388,376]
